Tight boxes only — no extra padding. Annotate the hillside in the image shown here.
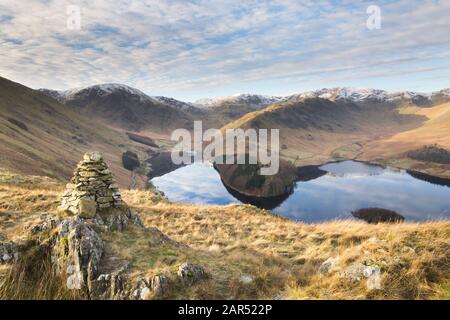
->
[222,96,450,178]
[39,85,194,134]
[361,101,450,177]
[0,168,448,300]
[0,77,153,187]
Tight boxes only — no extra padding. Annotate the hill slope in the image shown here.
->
[0,77,150,186]
[40,84,194,134]
[361,101,450,177]
[222,96,450,177]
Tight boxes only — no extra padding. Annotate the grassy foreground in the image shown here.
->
[0,169,449,300]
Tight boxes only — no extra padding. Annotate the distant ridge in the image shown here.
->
[41,84,450,110]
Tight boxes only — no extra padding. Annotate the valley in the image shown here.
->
[0,75,449,300]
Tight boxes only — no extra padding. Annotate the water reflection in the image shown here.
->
[151,160,450,223]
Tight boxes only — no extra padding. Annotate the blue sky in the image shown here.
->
[0,0,449,101]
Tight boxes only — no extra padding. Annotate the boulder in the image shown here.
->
[342,263,381,289]
[0,241,19,264]
[78,199,97,218]
[319,256,340,275]
[177,262,207,286]
[150,274,170,296]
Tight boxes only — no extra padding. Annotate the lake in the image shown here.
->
[150,160,450,222]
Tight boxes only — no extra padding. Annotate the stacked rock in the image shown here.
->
[59,151,124,218]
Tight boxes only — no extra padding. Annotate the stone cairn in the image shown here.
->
[59,151,124,218]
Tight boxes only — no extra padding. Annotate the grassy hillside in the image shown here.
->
[0,76,167,188]
[58,87,194,134]
[361,102,450,177]
[0,169,449,300]
[222,97,450,178]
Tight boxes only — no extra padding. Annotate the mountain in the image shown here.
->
[152,96,200,113]
[193,88,450,128]
[0,77,152,187]
[193,94,284,128]
[40,84,450,131]
[39,84,193,133]
[285,87,450,106]
[195,93,283,109]
[222,94,450,178]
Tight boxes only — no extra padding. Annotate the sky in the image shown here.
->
[0,0,449,102]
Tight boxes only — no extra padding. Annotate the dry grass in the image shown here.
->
[1,170,449,300]
[127,198,450,299]
[0,242,84,300]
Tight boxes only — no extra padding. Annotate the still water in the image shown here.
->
[151,161,450,222]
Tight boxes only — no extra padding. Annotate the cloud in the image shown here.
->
[0,0,449,100]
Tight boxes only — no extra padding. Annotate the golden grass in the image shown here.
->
[1,170,449,300]
[362,102,450,177]
[0,242,84,300]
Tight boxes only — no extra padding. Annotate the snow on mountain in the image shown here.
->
[195,93,284,109]
[39,84,199,111]
[285,87,450,104]
[40,84,450,112]
[287,88,390,102]
[432,88,450,98]
[52,84,157,104]
[151,96,199,112]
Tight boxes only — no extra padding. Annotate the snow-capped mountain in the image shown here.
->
[287,88,389,102]
[39,84,201,112]
[286,87,450,105]
[38,83,193,132]
[39,84,157,104]
[195,93,284,109]
[152,96,199,112]
[40,84,450,114]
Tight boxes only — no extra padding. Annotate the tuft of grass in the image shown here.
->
[0,242,84,300]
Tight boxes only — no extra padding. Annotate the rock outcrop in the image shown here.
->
[51,152,143,298]
[178,262,208,286]
[0,240,19,264]
[16,152,206,300]
[319,256,340,275]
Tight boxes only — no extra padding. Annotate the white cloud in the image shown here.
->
[0,0,449,100]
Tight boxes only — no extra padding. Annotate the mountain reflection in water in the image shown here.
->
[151,160,450,222]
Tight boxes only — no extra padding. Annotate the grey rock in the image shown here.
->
[89,271,126,300]
[84,151,103,162]
[0,241,19,264]
[239,274,254,285]
[342,263,381,283]
[52,217,104,292]
[78,199,97,218]
[150,274,170,296]
[319,256,340,275]
[140,287,151,300]
[177,262,207,286]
